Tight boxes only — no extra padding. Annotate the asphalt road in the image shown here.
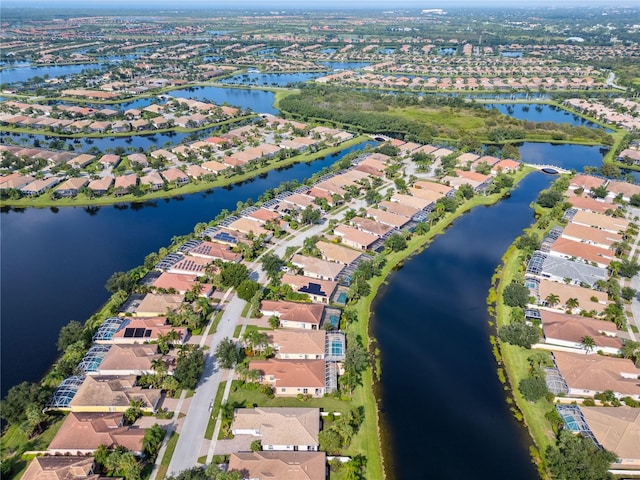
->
[167,294,243,476]
[165,181,392,475]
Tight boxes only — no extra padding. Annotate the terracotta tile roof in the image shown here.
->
[291,255,345,280]
[316,241,363,265]
[268,330,326,357]
[22,457,99,480]
[538,279,608,313]
[69,375,162,412]
[540,310,622,350]
[391,193,432,210]
[333,224,378,248]
[550,237,614,266]
[413,180,454,196]
[570,174,606,190]
[553,351,640,397]
[580,406,640,461]
[260,300,324,325]
[562,222,622,248]
[250,359,325,388]
[48,412,145,453]
[228,451,326,480]
[379,200,419,217]
[572,210,629,233]
[366,208,410,228]
[97,344,167,374]
[231,407,320,446]
[567,196,611,214]
[135,293,184,315]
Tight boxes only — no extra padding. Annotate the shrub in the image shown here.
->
[518,377,548,402]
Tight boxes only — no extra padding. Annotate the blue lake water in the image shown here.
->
[374,172,552,479]
[321,61,371,70]
[0,63,105,85]
[221,72,325,87]
[0,87,278,152]
[0,140,376,397]
[485,103,607,129]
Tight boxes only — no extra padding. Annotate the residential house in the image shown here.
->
[231,407,320,451]
[140,171,165,191]
[21,457,102,480]
[316,241,363,265]
[291,255,344,281]
[114,174,138,196]
[562,222,622,250]
[280,273,337,304]
[54,177,89,198]
[250,359,326,397]
[379,200,420,218]
[161,168,190,186]
[580,406,640,469]
[228,452,326,480]
[552,351,640,400]
[68,375,162,413]
[571,210,629,234]
[20,177,60,197]
[548,237,614,268]
[333,225,378,250]
[268,330,326,360]
[260,300,324,330]
[539,310,622,355]
[351,216,395,237]
[567,196,611,215]
[183,241,241,263]
[67,154,95,169]
[134,293,184,317]
[95,317,186,344]
[95,344,170,376]
[47,412,145,455]
[536,279,608,314]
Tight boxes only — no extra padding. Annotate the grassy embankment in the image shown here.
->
[0,414,67,479]
[492,244,555,476]
[0,136,369,209]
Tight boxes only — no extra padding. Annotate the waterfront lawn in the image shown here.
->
[495,239,555,454]
[226,381,350,414]
[1,414,67,478]
[0,136,369,209]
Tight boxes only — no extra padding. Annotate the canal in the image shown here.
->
[0,141,374,396]
[373,171,554,479]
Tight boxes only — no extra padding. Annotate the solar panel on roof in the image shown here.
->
[134,328,146,337]
[123,328,135,338]
[144,329,152,337]
[301,282,326,295]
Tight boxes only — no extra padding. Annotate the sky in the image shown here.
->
[1,0,636,8]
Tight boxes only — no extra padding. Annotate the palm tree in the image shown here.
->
[566,297,580,311]
[581,336,596,353]
[545,294,560,308]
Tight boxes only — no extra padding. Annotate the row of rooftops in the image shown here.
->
[522,176,640,466]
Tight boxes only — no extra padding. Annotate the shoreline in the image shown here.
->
[356,166,535,479]
[0,136,370,209]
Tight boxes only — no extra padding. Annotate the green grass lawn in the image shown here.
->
[1,414,67,480]
[227,382,351,414]
[389,106,486,131]
[494,232,556,459]
[205,381,227,440]
[156,431,179,480]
